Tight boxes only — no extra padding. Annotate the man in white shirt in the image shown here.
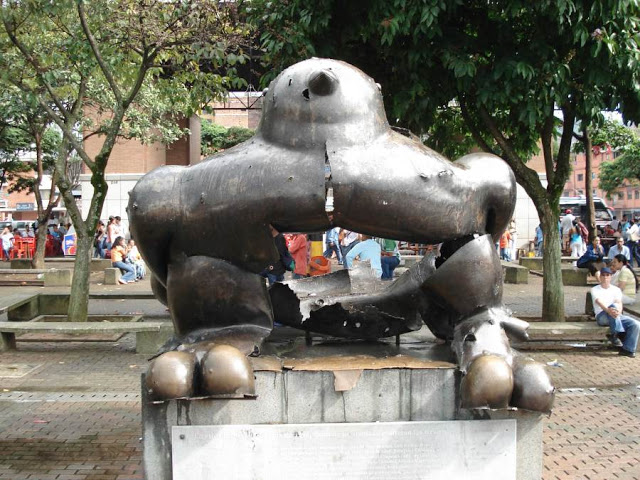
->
[591,267,639,357]
[607,237,631,261]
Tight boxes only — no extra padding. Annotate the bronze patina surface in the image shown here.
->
[130,58,554,412]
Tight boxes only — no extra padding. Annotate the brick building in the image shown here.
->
[79,115,202,232]
[563,145,640,219]
[0,149,68,225]
[206,91,263,129]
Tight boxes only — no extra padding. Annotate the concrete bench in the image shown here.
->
[518,256,578,270]
[104,267,122,285]
[561,266,589,286]
[0,293,40,321]
[44,269,72,287]
[501,261,528,284]
[513,321,610,350]
[0,320,173,354]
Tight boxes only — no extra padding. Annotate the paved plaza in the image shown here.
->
[0,271,638,479]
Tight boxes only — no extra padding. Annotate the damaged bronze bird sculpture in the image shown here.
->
[129,58,555,413]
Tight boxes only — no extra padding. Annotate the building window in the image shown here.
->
[636,191,639,200]
[577,174,584,182]
[619,192,624,200]
[592,172,596,179]
[593,189,597,195]
[628,191,633,199]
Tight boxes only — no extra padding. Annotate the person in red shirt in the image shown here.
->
[287,233,309,279]
[499,230,511,261]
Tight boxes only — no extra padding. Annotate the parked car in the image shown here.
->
[559,196,613,234]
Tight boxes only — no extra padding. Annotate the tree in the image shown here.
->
[573,119,638,240]
[599,137,640,195]
[201,119,255,156]
[0,0,249,321]
[0,88,68,268]
[250,0,640,321]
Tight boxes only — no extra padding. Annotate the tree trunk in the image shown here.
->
[67,231,92,322]
[31,222,48,269]
[583,130,597,241]
[539,205,565,321]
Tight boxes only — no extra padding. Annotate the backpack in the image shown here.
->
[280,248,295,272]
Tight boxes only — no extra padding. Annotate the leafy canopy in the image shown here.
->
[201,120,255,156]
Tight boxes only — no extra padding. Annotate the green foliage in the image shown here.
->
[599,137,640,194]
[423,106,477,159]
[201,120,254,156]
[0,85,62,193]
[249,0,640,320]
[201,120,229,156]
[0,125,31,188]
[573,119,638,153]
[250,0,640,155]
[221,126,254,150]
[0,0,251,320]
[0,0,250,168]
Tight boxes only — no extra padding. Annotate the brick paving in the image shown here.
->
[0,272,639,479]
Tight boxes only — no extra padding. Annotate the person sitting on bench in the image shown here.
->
[591,267,639,357]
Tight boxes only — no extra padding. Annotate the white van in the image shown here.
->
[559,196,613,232]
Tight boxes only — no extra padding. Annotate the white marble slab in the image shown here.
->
[172,420,516,480]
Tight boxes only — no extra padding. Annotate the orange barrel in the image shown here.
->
[309,256,330,276]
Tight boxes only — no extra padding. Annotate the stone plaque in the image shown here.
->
[172,420,516,480]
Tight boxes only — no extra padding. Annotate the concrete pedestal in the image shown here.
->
[142,336,543,480]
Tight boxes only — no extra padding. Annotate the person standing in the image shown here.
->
[569,224,585,259]
[534,224,544,257]
[1,226,14,261]
[508,218,518,261]
[625,217,640,267]
[561,209,576,253]
[260,225,291,286]
[591,267,639,357]
[288,233,309,280]
[499,229,511,261]
[105,216,116,251]
[323,226,343,264]
[94,221,107,258]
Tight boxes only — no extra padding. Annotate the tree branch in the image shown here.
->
[549,100,577,199]
[76,1,122,105]
[458,97,496,154]
[541,106,555,187]
[2,16,71,123]
[475,104,547,202]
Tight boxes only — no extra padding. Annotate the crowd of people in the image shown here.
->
[92,215,147,286]
[257,226,410,286]
[0,221,69,260]
[534,210,640,358]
